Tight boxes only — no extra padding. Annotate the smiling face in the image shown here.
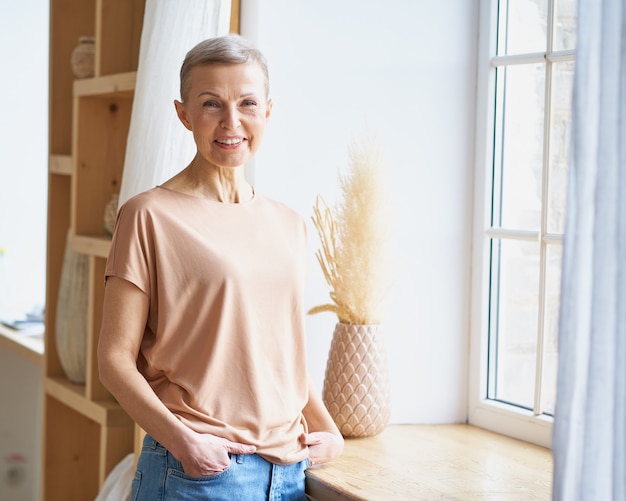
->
[174,62,272,170]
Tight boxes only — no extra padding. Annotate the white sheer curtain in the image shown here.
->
[118,0,232,206]
[552,0,626,499]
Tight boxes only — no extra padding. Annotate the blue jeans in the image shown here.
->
[131,434,310,500]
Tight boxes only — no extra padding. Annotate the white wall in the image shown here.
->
[241,0,479,423]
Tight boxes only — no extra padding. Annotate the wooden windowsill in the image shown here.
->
[305,424,552,500]
[0,324,44,366]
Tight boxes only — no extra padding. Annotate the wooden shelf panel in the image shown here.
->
[45,376,132,427]
[99,425,135,485]
[73,71,136,97]
[44,395,101,501]
[49,154,73,176]
[71,234,112,258]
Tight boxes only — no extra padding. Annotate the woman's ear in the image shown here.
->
[265,98,273,122]
[174,100,192,130]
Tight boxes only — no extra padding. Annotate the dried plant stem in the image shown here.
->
[309,136,391,325]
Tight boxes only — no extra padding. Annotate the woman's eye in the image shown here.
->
[203,101,219,108]
[242,100,257,107]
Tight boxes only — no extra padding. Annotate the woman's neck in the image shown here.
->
[162,156,253,203]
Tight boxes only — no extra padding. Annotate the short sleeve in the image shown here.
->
[104,197,153,295]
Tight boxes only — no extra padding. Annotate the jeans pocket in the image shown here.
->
[167,451,232,481]
[130,470,142,501]
[164,458,233,500]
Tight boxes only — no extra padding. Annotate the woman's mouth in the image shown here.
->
[216,137,244,146]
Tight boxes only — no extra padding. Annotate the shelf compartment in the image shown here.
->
[95,0,145,77]
[49,0,96,155]
[72,89,133,240]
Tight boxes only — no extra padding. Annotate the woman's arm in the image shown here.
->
[97,276,255,476]
[299,377,344,465]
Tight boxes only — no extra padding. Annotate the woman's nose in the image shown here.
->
[220,106,241,130]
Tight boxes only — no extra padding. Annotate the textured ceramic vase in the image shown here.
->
[322,323,391,437]
[55,231,89,383]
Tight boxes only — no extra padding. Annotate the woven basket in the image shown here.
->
[55,231,89,383]
[322,323,391,437]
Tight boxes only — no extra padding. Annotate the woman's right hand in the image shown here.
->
[176,432,256,477]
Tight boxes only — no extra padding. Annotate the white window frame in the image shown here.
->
[469,0,575,448]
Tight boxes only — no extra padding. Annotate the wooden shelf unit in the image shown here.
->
[44,1,145,499]
[45,1,241,498]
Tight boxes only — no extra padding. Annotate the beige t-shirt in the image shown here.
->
[105,186,310,464]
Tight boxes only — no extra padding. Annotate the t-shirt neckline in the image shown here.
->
[155,185,257,206]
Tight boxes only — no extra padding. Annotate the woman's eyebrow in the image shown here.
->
[197,90,259,98]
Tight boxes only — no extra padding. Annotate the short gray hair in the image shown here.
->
[179,34,270,101]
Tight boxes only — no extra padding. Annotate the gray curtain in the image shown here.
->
[552,0,626,499]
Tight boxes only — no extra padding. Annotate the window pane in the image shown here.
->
[541,243,562,415]
[547,60,574,233]
[489,239,539,409]
[497,0,547,55]
[553,0,577,50]
[494,64,545,231]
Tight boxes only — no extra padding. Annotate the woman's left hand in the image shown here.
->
[299,431,344,466]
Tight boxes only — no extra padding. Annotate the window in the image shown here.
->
[0,0,49,326]
[469,0,577,447]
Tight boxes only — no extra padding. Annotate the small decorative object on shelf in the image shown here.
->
[55,231,89,383]
[104,193,120,236]
[70,36,95,79]
[309,132,393,438]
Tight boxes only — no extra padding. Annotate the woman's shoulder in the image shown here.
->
[255,192,304,222]
[115,188,180,229]
[120,187,173,211]
[253,194,307,239]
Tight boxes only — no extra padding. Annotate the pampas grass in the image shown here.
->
[309,135,391,325]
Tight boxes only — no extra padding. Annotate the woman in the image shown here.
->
[98,34,343,500]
